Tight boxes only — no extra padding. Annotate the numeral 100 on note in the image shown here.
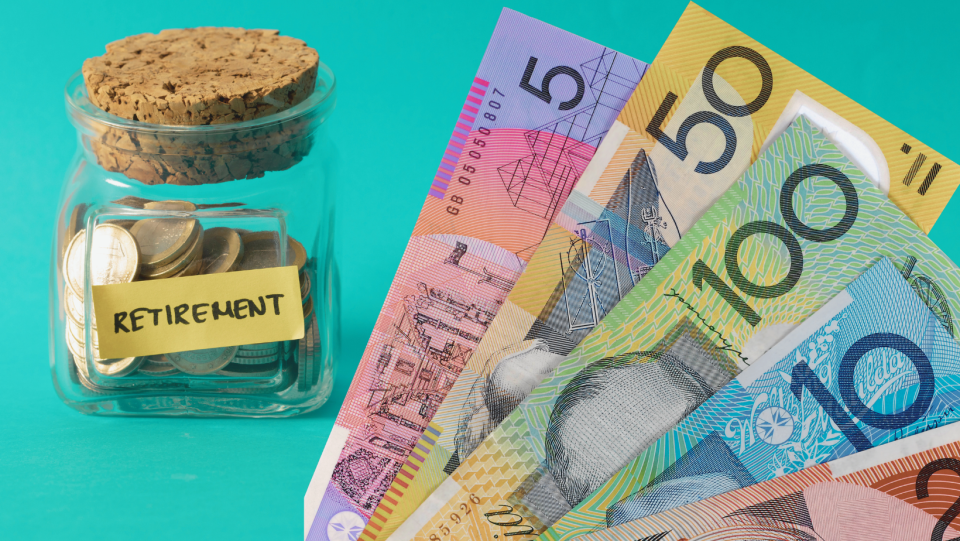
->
[692,164,859,326]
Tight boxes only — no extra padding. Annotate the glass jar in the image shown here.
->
[50,64,339,417]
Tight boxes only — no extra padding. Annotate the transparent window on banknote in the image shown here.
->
[49,67,339,416]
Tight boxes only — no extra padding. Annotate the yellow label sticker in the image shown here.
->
[92,266,305,359]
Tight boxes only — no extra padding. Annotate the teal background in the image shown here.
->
[1,0,958,538]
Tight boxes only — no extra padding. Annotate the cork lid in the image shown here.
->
[82,28,319,126]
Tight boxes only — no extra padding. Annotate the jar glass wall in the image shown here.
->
[50,65,339,416]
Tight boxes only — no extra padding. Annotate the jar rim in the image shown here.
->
[64,61,336,135]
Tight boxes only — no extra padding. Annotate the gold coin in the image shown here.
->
[131,217,199,268]
[238,231,305,271]
[140,227,204,279]
[66,226,140,298]
[200,227,243,274]
[166,346,239,375]
[65,325,85,363]
[95,356,145,377]
[171,251,204,278]
[300,271,311,301]
[90,224,141,288]
[63,285,88,327]
[105,219,137,230]
[143,200,197,211]
[289,236,307,271]
[63,230,86,298]
[111,195,153,208]
[71,350,89,379]
[302,296,314,319]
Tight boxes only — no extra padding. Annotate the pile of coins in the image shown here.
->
[62,223,145,386]
[61,200,315,388]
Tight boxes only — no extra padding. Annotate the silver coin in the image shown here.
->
[166,346,238,375]
[137,358,181,377]
[310,313,321,386]
[230,354,280,366]
[296,329,307,392]
[95,356,145,377]
[237,342,281,352]
[217,360,280,378]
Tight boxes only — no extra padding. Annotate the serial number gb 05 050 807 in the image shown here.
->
[446,88,506,217]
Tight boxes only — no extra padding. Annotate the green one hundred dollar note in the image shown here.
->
[394,115,960,541]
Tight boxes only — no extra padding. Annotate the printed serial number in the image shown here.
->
[447,88,505,217]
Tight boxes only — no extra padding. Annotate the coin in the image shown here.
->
[300,271,311,301]
[111,195,153,208]
[171,249,204,278]
[238,342,280,352]
[95,356,145,377]
[107,219,138,229]
[64,285,86,326]
[238,231,305,271]
[217,361,280,378]
[131,217,199,268]
[63,230,86,298]
[231,352,281,365]
[200,227,243,274]
[137,356,181,376]
[298,318,316,392]
[63,224,140,299]
[216,362,295,395]
[140,227,204,279]
[309,313,321,386]
[143,200,197,211]
[92,224,141,288]
[166,345,238,375]
[65,325,85,363]
[71,348,89,379]
[289,236,307,271]
[65,225,141,298]
[302,296,314,319]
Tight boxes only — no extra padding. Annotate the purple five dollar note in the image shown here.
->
[304,9,646,540]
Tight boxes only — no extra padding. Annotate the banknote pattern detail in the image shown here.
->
[402,115,960,541]
[305,8,647,541]
[594,258,960,531]
[571,419,960,541]
[538,117,960,541]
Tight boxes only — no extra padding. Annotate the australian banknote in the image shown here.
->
[543,257,960,540]
[393,116,960,541]
[591,1,958,244]
[570,411,960,541]
[303,9,648,541]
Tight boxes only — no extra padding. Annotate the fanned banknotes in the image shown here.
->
[395,115,960,541]
[361,1,960,536]
[544,257,960,540]
[571,409,960,541]
[304,9,648,540]
[363,49,745,541]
